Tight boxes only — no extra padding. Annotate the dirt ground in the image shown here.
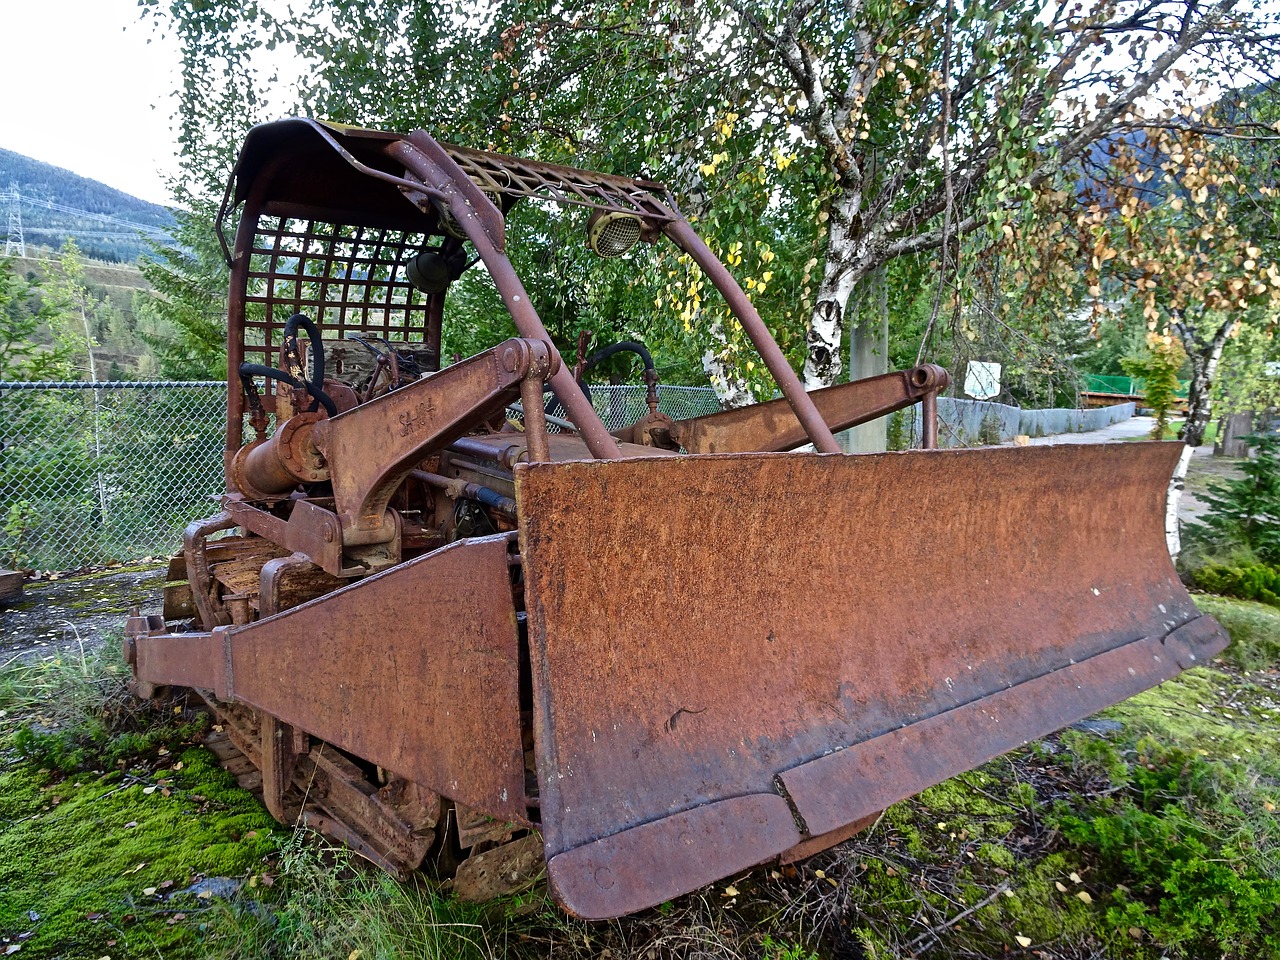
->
[0,564,166,664]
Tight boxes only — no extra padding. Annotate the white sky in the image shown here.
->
[0,0,183,206]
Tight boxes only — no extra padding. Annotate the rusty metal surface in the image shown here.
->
[778,627,1223,836]
[545,795,801,919]
[312,338,554,541]
[138,535,527,821]
[670,365,949,454]
[518,441,1218,916]
[449,432,676,467]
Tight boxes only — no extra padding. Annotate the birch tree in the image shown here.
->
[491,0,1280,391]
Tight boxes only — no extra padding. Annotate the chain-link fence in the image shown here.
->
[0,381,723,571]
[0,382,227,571]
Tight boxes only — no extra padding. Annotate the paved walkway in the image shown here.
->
[1013,415,1161,444]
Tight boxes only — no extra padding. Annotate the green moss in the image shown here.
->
[1097,668,1280,775]
[977,843,1015,869]
[0,746,282,958]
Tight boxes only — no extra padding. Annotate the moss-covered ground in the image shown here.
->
[0,646,282,958]
[2,593,1277,960]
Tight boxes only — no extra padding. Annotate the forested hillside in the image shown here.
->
[0,148,174,263]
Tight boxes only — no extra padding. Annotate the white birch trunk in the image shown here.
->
[700,316,756,409]
[1166,442,1194,559]
[803,188,864,390]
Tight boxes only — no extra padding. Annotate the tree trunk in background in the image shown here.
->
[1176,320,1230,449]
[843,266,889,453]
[804,188,863,391]
[1165,318,1233,554]
[1166,443,1194,559]
[1215,412,1254,458]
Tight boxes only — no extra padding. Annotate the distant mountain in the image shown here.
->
[0,148,176,263]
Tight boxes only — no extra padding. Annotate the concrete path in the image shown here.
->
[1013,415,1161,444]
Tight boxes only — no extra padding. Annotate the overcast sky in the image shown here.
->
[1,0,184,206]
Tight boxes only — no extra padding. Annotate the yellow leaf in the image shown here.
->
[1077,890,1093,903]
[1055,881,1067,892]
[1015,935,1032,948]
[723,885,739,897]
[1069,872,1082,883]
[348,951,363,960]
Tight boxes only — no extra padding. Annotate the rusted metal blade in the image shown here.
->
[517,442,1226,919]
[134,535,527,822]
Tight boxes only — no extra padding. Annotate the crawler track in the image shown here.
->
[195,692,545,900]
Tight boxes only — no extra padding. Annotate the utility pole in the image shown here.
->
[4,183,25,258]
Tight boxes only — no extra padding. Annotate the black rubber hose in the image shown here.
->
[238,362,338,417]
[282,313,326,392]
[582,340,655,375]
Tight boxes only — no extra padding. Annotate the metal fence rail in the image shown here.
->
[0,381,723,571]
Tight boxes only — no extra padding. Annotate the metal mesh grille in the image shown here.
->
[0,381,721,571]
[243,217,436,366]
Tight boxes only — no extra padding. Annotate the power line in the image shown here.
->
[7,187,172,240]
[4,183,25,257]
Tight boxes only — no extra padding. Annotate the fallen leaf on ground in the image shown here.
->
[1077,891,1093,904]
[1015,935,1032,948]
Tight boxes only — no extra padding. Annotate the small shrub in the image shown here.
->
[1190,562,1280,607]
[886,410,909,450]
[1184,432,1280,564]
[978,411,1004,445]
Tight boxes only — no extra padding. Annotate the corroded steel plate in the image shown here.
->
[516,442,1226,918]
[225,535,526,821]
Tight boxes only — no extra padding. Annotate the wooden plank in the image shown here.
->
[0,569,23,603]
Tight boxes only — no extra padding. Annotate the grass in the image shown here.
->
[2,593,1278,960]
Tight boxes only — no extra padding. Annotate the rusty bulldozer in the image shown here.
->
[125,119,1226,919]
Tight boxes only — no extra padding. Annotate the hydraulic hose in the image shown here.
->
[282,313,326,393]
[237,362,338,417]
[581,340,655,376]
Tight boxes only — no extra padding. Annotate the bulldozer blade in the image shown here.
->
[133,534,528,824]
[516,441,1227,919]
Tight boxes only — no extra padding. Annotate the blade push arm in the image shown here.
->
[660,364,948,455]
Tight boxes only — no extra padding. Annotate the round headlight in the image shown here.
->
[587,210,643,258]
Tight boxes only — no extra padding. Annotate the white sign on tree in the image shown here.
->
[964,361,1002,400]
